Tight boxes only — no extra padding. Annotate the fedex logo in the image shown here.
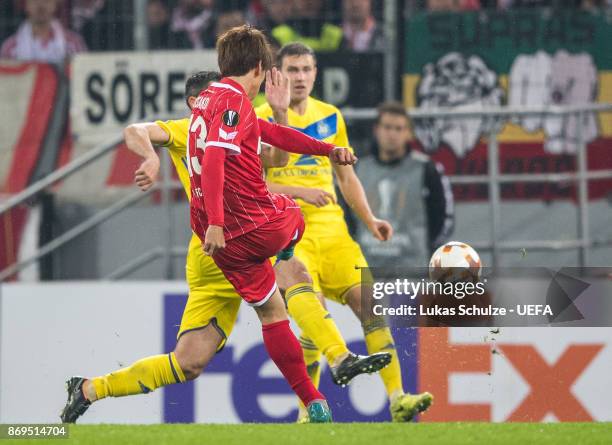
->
[162,294,610,423]
[419,328,608,422]
[162,294,418,423]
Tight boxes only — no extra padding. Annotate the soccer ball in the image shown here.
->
[429,241,482,282]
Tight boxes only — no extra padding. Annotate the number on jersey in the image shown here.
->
[187,115,207,177]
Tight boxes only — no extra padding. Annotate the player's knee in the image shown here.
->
[292,261,313,285]
[279,259,313,290]
[174,351,207,381]
[345,286,363,320]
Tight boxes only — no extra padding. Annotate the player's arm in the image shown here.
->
[259,119,355,162]
[201,147,226,256]
[123,123,170,191]
[267,182,336,208]
[333,163,392,241]
[259,141,288,168]
[331,111,392,241]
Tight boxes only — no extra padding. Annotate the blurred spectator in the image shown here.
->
[259,0,294,45]
[581,0,608,10]
[245,0,268,28]
[497,0,570,7]
[341,0,385,52]
[148,0,190,49]
[269,0,343,52]
[0,0,86,64]
[73,0,133,51]
[354,102,454,267]
[0,0,20,43]
[171,0,215,49]
[427,0,481,10]
[214,1,248,41]
[71,0,105,32]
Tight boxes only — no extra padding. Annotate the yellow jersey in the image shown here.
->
[255,97,351,233]
[156,118,191,199]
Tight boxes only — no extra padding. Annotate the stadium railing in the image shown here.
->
[0,130,184,282]
[1,104,611,281]
[345,103,612,267]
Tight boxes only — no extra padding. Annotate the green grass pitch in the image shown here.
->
[5,423,612,445]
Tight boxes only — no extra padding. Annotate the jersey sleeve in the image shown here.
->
[155,119,189,155]
[334,110,353,154]
[205,94,249,155]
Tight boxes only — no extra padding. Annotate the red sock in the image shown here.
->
[262,319,325,406]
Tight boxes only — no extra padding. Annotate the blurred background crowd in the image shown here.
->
[1,0,611,62]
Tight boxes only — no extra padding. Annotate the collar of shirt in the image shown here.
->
[219,77,247,97]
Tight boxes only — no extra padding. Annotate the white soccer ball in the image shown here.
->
[429,241,482,282]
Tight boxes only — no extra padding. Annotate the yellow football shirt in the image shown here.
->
[255,97,351,232]
[155,118,191,199]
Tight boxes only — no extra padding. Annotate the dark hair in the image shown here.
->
[217,25,272,77]
[276,42,317,67]
[376,101,409,124]
[185,71,221,104]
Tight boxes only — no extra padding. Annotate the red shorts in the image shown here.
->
[212,206,305,306]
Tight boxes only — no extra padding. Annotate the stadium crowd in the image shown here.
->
[1,0,610,60]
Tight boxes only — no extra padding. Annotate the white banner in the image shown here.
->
[71,50,218,140]
[1,282,611,423]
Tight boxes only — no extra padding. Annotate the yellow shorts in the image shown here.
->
[178,235,242,351]
[294,224,369,304]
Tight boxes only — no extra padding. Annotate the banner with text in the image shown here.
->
[1,282,611,423]
[403,10,612,201]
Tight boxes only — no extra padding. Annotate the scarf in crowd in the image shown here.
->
[342,16,375,52]
[13,19,67,64]
[171,7,213,49]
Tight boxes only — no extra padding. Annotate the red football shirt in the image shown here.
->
[188,78,293,241]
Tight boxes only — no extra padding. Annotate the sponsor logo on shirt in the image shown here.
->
[222,110,240,127]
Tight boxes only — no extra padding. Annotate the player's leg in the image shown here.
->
[344,285,433,421]
[212,212,331,422]
[276,237,324,422]
[274,256,340,423]
[60,326,219,423]
[275,254,392,420]
[274,214,392,379]
[61,242,240,423]
[319,234,432,421]
[274,256,349,368]
[253,287,331,423]
[86,325,219,400]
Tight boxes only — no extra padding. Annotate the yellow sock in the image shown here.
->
[91,352,185,400]
[363,320,404,398]
[299,335,323,388]
[297,335,323,418]
[286,283,349,365]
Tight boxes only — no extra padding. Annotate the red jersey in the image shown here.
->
[188,78,335,241]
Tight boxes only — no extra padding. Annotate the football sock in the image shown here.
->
[90,352,186,400]
[297,335,323,417]
[262,319,325,407]
[286,283,349,366]
[363,319,404,399]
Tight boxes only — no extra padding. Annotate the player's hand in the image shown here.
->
[299,187,336,207]
[203,225,226,256]
[367,217,393,241]
[134,156,160,191]
[265,67,290,113]
[329,147,357,166]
